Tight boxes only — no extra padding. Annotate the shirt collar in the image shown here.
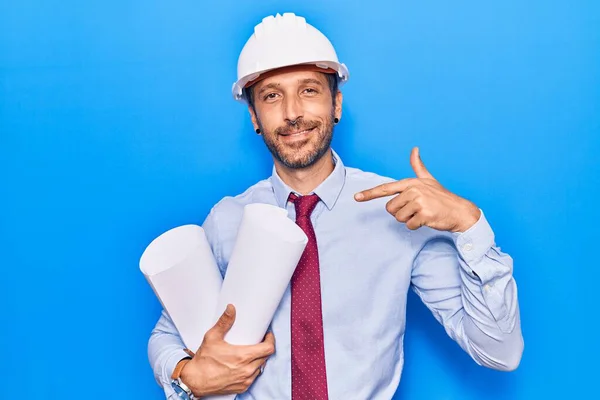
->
[271,149,346,211]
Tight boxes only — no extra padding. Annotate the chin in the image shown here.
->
[279,147,325,169]
[265,130,333,169]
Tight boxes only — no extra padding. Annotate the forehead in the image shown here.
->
[255,69,329,91]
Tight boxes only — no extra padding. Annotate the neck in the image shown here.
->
[274,149,335,195]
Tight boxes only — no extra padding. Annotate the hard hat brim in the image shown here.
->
[244,64,338,89]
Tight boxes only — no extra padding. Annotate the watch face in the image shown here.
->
[170,381,190,400]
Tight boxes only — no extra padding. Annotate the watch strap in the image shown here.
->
[171,348,195,380]
[172,358,191,380]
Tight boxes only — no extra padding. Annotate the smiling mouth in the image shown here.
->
[281,127,316,137]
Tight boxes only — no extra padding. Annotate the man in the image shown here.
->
[148,12,524,400]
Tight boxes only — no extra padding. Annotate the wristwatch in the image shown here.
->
[171,356,195,400]
[171,377,195,400]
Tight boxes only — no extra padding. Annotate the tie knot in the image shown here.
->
[288,193,320,218]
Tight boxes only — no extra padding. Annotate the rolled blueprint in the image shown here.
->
[140,224,223,352]
[214,203,308,345]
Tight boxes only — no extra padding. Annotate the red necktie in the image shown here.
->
[289,193,329,400]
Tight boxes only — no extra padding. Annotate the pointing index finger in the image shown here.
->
[354,178,415,202]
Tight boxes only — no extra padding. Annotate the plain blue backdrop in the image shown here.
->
[1,1,599,399]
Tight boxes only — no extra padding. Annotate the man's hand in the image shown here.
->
[354,147,481,233]
[180,304,276,397]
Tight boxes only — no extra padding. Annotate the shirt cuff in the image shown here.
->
[452,210,496,278]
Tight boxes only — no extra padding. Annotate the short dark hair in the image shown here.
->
[243,72,339,111]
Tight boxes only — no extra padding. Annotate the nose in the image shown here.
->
[283,94,303,124]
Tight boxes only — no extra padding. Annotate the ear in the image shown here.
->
[248,106,259,132]
[334,90,343,121]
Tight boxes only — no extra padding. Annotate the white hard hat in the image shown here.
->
[232,12,350,102]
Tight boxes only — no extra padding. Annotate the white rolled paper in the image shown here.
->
[140,204,307,400]
[215,203,308,345]
[140,224,223,352]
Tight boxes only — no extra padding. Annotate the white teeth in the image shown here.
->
[281,127,314,137]
[291,128,312,136]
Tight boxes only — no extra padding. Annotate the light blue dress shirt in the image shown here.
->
[148,150,523,399]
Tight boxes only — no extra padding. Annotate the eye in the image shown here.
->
[263,92,280,101]
[303,88,319,95]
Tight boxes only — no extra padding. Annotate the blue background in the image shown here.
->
[1,1,598,399]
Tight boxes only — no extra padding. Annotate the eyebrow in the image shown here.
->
[299,78,325,87]
[257,83,281,97]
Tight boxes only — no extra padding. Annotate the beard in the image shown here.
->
[258,111,335,169]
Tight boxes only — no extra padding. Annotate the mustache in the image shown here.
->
[274,119,320,136]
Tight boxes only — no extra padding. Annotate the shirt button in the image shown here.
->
[484,284,491,291]
[463,243,473,252]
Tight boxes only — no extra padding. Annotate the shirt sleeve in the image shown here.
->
[146,206,222,398]
[409,210,524,371]
[147,310,192,399]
